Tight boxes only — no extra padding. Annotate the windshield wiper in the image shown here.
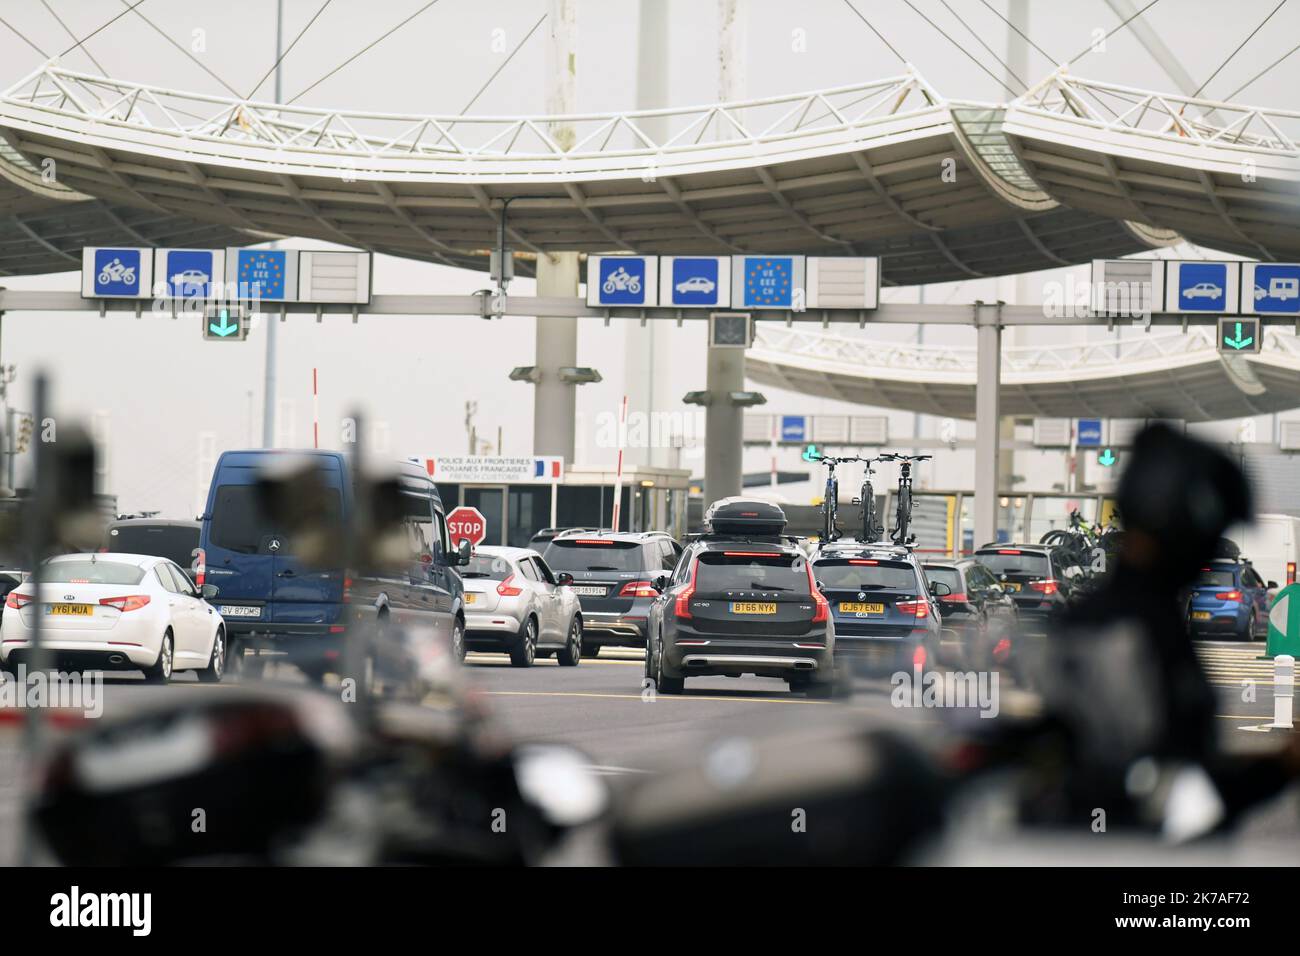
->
[584,565,621,572]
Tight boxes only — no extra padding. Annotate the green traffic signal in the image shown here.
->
[801,443,821,462]
[1097,448,1117,468]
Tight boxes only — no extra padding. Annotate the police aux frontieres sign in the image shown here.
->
[421,456,564,484]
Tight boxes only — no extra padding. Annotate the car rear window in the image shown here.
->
[815,559,918,591]
[462,554,514,580]
[43,560,145,585]
[976,550,1050,576]
[1195,568,1237,588]
[107,524,199,571]
[695,550,810,593]
[544,540,646,573]
[923,566,962,593]
[209,484,341,555]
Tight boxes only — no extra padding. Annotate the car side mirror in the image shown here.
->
[201,583,219,600]
[1268,581,1279,590]
[650,573,669,593]
[454,539,472,566]
[556,572,574,587]
[929,581,951,597]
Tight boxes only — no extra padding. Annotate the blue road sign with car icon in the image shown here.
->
[781,416,807,442]
[672,258,720,305]
[160,249,218,298]
[1177,262,1227,311]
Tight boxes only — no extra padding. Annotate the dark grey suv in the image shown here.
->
[541,530,682,654]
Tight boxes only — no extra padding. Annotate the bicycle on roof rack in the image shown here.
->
[886,454,932,546]
[850,454,890,544]
[810,452,862,546]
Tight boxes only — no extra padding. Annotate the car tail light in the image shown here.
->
[805,561,829,623]
[675,561,698,619]
[342,574,354,605]
[998,549,1021,555]
[1029,579,1059,595]
[497,574,524,597]
[193,548,206,588]
[1289,562,1296,585]
[912,645,928,669]
[99,595,151,612]
[5,592,31,610]
[848,559,878,565]
[992,638,1011,662]
[940,592,968,603]
[1216,590,1242,601]
[618,580,658,598]
[897,598,929,619]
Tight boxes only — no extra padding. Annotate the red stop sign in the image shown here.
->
[446,506,487,548]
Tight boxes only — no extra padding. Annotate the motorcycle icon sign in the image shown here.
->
[602,266,642,296]
[97,257,137,286]
[91,248,144,295]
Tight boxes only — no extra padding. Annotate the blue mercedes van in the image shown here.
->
[199,450,468,679]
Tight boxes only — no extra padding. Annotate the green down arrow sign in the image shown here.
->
[1223,321,1254,351]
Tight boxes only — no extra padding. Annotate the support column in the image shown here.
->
[703,346,745,505]
[973,302,1002,548]
[533,253,579,461]
[532,0,579,462]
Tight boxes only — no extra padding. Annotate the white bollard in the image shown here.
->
[1272,654,1294,729]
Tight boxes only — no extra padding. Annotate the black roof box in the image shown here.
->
[703,497,787,536]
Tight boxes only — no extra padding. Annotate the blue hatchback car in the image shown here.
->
[199,450,469,679]
[1187,559,1274,640]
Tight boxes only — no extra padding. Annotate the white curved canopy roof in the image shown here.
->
[0,63,1171,280]
[1003,70,1300,261]
[745,324,1300,422]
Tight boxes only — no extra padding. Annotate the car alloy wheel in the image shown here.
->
[451,620,466,662]
[511,618,537,667]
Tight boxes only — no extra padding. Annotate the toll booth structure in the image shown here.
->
[432,463,691,549]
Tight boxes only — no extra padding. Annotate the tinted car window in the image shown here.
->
[923,566,962,593]
[531,557,556,585]
[210,484,342,555]
[107,524,199,571]
[817,559,918,591]
[695,551,810,593]
[1195,569,1237,588]
[155,565,180,593]
[44,560,145,585]
[463,554,513,580]
[518,559,539,582]
[544,540,646,572]
[976,551,1051,576]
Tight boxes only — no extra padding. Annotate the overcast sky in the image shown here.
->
[0,0,1293,515]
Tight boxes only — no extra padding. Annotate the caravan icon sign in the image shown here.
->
[1244,263,1300,315]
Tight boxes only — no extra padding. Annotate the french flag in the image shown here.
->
[534,459,561,478]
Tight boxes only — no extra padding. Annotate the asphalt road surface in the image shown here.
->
[0,639,1296,864]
